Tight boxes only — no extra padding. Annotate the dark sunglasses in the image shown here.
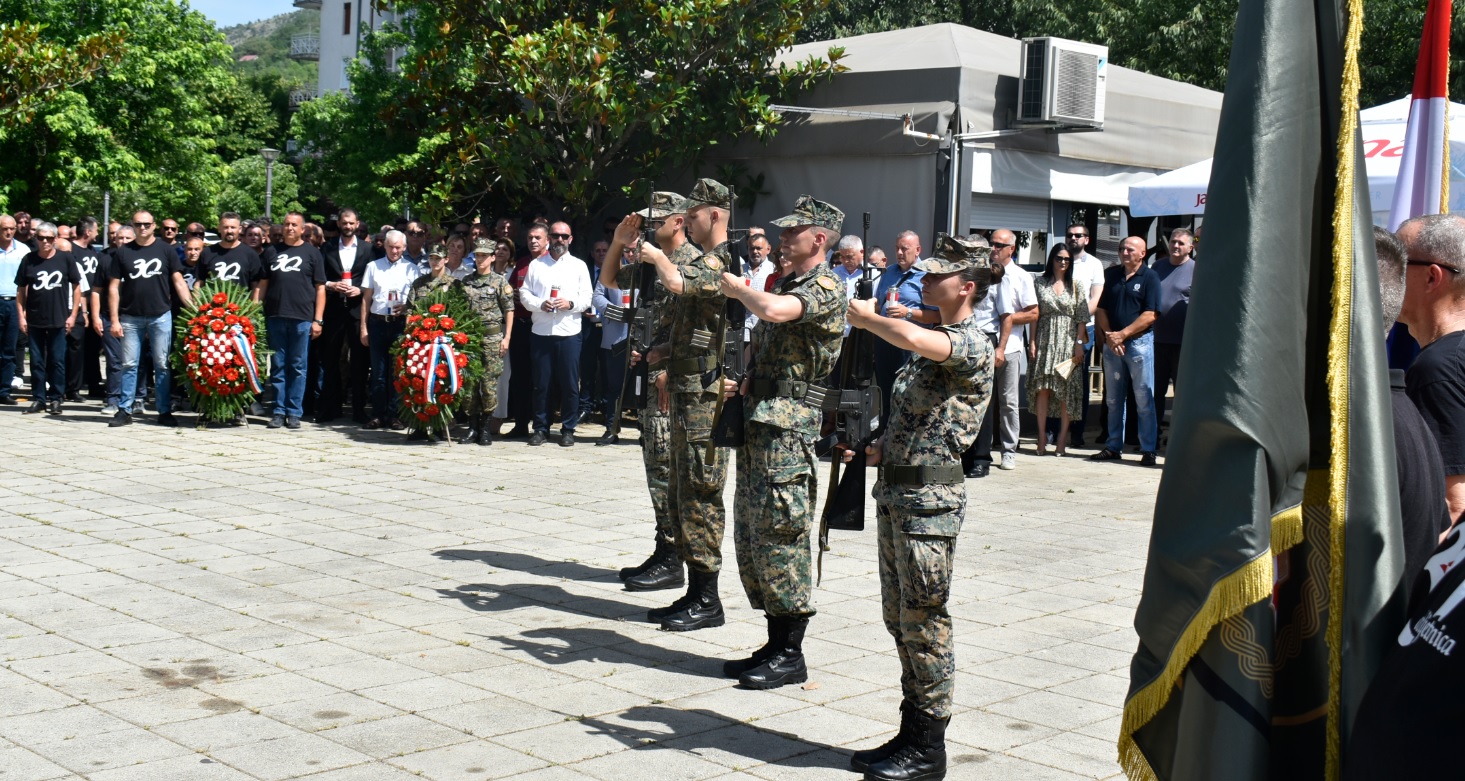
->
[187,230,206,237]
[991,242,1013,249]
[36,235,57,241]
[1066,233,1086,239]
[133,221,154,228]
[1407,259,1463,274]
[550,233,572,240]
[407,229,427,236]
[162,225,179,232]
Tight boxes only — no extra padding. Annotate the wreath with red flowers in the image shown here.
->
[391,289,485,437]
[171,279,270,423]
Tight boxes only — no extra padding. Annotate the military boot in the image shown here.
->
[738,615,807,688]
[850,701,916,772]
[863,710,948,781]
[723,615,779,679]
[620,539,669,580]
[464,415,481,443]
[647,571,697,622]
[659,568,725,631]
[625,542,684,592]
[477,416,494,446]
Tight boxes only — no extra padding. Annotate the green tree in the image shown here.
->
[293,0,845,225]
[216,155,303,222]
[0,0,238,219]
[0,21,125,129]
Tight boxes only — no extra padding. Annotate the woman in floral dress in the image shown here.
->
[1026,244,1089,455]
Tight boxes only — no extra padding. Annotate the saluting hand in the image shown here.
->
[614,214,642,247]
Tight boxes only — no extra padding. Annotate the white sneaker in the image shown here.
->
[100,403,118,416]
[999,453,1017,471]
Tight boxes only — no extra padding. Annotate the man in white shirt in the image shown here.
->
[991,229,1038,470]
[832,235,864,337]
[744,232,776,338]
[358,230,421,429]
[1058,223,1105,447]
[0,214,30,404]
[519,221,593,447]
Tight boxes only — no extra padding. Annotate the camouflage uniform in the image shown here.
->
[666,239,728,573]
[734,262,846,616]
[461,267,515,417]
[616,261,675,546]
[405,269,461,308]
[872,240,994,720]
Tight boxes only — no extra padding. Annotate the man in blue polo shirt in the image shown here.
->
[1092,236,1162,465]
[873,230,938,417]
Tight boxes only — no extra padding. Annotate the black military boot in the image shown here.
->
[620,539,669,580]
[477,417,494,446]
[850,701,915,772]
[464,415,481,443]
[647,568,697,622]
[723,615,779,679]
[659,568,725,631]
[738,615,808,688]
[863,710,948,781]
[625,542,684,592]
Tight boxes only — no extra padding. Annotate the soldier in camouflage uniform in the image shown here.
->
[715,195,847,690]
[843,234,995,781]
[404,244,465,442]
[633,178,735,631]
[601,193,693,593]
[460,238,516,446]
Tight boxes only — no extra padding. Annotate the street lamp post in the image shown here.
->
[260,147,281,222]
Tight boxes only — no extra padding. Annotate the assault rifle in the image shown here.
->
[702,192,747,459]
[603,187,660,417]
[807,213,880,581]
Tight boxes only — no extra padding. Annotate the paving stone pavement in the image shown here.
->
[0,404,1162,780]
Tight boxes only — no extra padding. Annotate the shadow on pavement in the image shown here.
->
[580,704,851,772]
[483,626,723,674]
[435,582,648,623]
[433,548,620,582]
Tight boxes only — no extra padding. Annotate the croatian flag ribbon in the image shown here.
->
[229,324,263,393]
[424,336,461,398]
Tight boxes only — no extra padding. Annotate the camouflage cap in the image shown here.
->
[634,192,690,219]
[685,178,732,210]
[427,243,447,258]
[915,233,992,274]
[769,195,844,233]
[473,237,498,255]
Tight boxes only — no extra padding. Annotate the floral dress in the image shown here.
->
[1025,276,1086,417]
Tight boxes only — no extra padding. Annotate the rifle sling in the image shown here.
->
[879,463,964,486]
[667,355,717,375]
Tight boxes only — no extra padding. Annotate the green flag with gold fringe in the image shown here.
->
[1118,0,1407,777]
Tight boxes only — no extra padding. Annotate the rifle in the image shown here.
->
[603,187,659,419]
[807,212,881,583]
[702,192,747,460]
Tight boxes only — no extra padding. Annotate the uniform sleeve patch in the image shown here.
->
[816,276,837,290]
[704,256,721,270]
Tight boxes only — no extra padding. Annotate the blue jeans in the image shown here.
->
[267,316,312,418]
[28,326,66,401]
[1102,331,1157,454]
[119,312,173,414]
[531,330,583,434]
[367,317,405,421]
[0,298,17,395]
[99,315,123,406]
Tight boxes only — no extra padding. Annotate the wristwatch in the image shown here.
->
[314,319,324,325]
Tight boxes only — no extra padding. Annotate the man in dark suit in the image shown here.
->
[312,208,371,423]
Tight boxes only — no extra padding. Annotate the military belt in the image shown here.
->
[879,463,964,486]
[668,355,717,375]
[483,324,503,336]
[747,379,809,399]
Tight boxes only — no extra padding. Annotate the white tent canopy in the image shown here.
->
[1129,96,1465,220]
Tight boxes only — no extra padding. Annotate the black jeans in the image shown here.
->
[600,340,628,429]
[1154,341,1182,427]
[531,330,583,434]
[508,318,533,427]
[962,332,1000,469]
[28,326,66,401]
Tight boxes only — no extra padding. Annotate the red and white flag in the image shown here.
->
[1388,0,1452,230]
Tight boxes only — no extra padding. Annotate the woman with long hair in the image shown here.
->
[1026,243,1088,455]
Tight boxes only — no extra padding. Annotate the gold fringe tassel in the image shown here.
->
[1117,549,1276,781]
[1325,0,1366,775]
[1272,504,1305,554]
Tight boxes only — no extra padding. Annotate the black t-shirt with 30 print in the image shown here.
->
[15,251,80,329]
[263,242,326,321]
[106,240,181,318]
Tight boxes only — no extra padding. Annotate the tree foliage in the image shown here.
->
[0,21,125,129]
[800,0,1460,107]
[293,0,845,225]
[216,155,304,223]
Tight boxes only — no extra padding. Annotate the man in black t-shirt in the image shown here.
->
[70,217,103,400]
[105,210,194,427]
[1399,214,1465,527]
[200,212,263,296]
[15,222,80,414]
[257,212,325,429]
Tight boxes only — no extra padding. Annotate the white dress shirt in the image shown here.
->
[519,252,592,336]
[359,256,422,315]
[1071,250,1105,327]
[337,238,359,274]
[995,263,1038,355]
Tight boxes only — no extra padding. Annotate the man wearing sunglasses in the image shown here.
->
[403,220,430,269]
[1398,214,1465,528]
[15,222,80,415]
[0,214,31,405]
[519,221,592,447]
[103,211,194,427]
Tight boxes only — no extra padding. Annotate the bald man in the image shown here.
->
[1091,236,1162,466]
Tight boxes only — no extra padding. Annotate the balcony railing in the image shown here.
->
[292,0,321,8]
[289,34,320,61]
[288,87,318,110]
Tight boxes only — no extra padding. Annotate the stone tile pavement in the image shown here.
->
[0,405,1162,780]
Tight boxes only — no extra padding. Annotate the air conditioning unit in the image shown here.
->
[1017,37,1108,128]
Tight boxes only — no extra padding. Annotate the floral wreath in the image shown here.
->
[391,289,486,437]
[172,279,270,423]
